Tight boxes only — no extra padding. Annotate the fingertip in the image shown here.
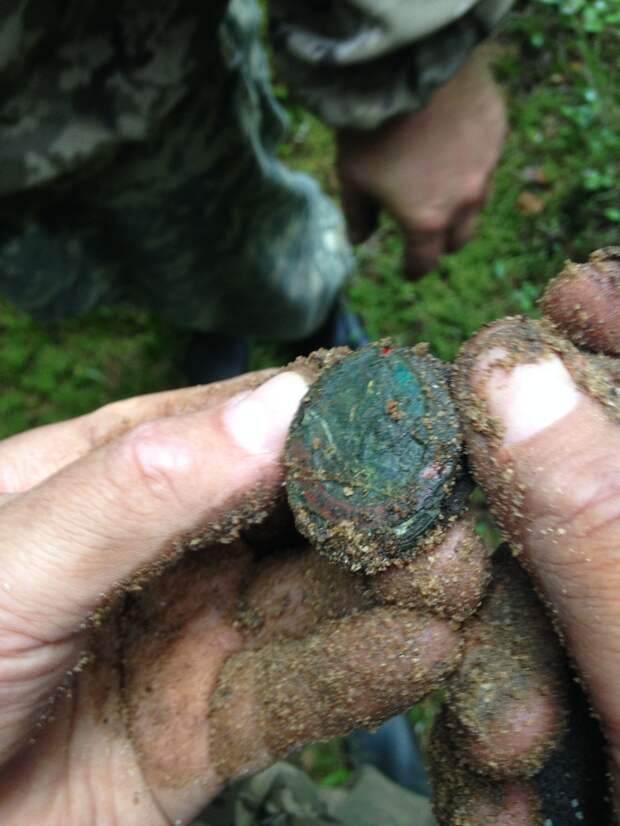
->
[373,520,491,622]
[208,609,462,784]
[403,234,444,280]
[454,318,586,450]
[485,356,579,447]
[542,248,620,355]
[430,716,541,825]
[339,179,379,245]
[448,687,566,779]
[223,372,309,456]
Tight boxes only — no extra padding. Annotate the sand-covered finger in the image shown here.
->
[542,247,620,355]
[373,518,490,621]
[208,607,462,783]
[235,547,370,647]
[444,550,568,778]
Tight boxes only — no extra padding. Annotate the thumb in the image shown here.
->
[338,176,380,244]
[0,371,308,644]
[454,318,620,802]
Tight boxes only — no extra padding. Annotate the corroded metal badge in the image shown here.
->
[285,343,470,573]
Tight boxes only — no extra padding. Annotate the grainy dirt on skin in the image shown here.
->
[442,549,569,781]
[542,247,620,356]
[372,519,491,622]
[429,549,613,824]
[429,712,541,826]
[117,543,252,789]
[233,546,372,648]
[448,300,618,823]
[208,608,462,783]
[452,315,619,555]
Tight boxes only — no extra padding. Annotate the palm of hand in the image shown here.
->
[0,520,480,824]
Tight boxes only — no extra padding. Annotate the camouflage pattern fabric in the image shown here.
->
[0,0,350,337]
[272,0,515,129]
[0,0,512,336]
[195,762,436,826]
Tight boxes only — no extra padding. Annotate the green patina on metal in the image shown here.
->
[285,342,470,573]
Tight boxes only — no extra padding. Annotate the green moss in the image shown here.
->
[0,302,182,438]
[2,6,617,440]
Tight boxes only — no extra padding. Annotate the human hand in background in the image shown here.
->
[336,48,507,279]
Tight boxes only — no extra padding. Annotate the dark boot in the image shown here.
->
[346,714,431,797]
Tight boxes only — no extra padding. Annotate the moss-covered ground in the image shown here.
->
[2,2,618,440]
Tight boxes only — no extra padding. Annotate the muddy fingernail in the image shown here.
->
[484,354,579,446]
[224,372,308,455]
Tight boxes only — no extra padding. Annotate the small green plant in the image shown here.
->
[536,0,620,33]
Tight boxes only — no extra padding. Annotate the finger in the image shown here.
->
[541,247,620,355]
[0,371,308,644]
[119,556,461,821]
[235,546,371,648]
[430,714,541,826]
[454,316,620,800]
[238,521,489,645]
[446,199,484,253]
[433,763,608,826]
[444,548,568,779]
[239,520,490,639]
[403,231,447,280]
[205,610,460,793]
[0,369,278,494]
[0,372,308,765]
[235,521,489,644]
[432,614,611,826]
[373,518,491,622]
[339,176,380,244]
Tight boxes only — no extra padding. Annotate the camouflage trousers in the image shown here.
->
[196,762,436,826]
[0,0,352,339]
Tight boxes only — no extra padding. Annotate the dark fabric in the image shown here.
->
[0,0,350,337]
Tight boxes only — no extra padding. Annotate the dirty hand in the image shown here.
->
[0,363,492,824]
[336,47,506,279]
[429,250,620,824]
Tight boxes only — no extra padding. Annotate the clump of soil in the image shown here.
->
[285,341,471,573]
